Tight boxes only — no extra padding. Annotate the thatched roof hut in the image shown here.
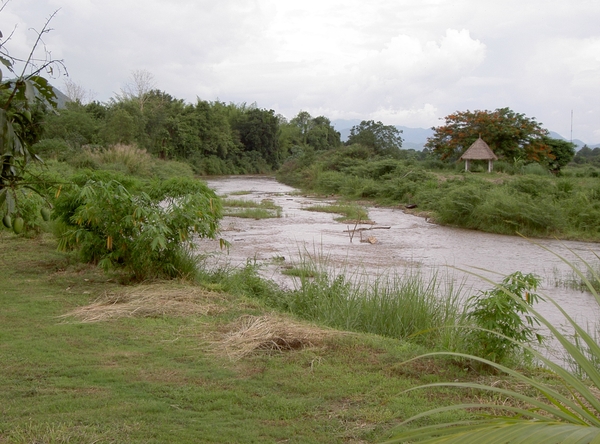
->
[460,136,498,172]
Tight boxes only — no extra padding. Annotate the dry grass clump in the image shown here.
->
[89,144,153,176]
[214,314,342,360]
[61,284,226,323]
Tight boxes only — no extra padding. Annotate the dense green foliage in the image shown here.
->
[39,97,343,176]
[574,144,600,167]
[53,176,222,280]
[542,136,576,172]
[346,119,403,156]
[287,111,342,151]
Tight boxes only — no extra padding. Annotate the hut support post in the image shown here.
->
[465,159,470,172]
[488,160,493,173]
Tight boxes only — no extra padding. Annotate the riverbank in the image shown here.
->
[276,148,600,242]
[203,175,600,339]
[1,233,544,443]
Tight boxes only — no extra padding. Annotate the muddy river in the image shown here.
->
[199,175,600,359]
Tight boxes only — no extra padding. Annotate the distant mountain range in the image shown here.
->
[331,119,600,151]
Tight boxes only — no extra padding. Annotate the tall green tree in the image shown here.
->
[426,108,551,163]
[42,101,101,147]
[346,120,403,156]
[234,107,281,168]
[288,111,341,151]
[138,90,185,157]
[542,136,576,173]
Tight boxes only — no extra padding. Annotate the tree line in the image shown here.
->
[37,83,349,175]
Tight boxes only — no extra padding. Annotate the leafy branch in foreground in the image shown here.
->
[1,8,66,233]
[385,245,600,443]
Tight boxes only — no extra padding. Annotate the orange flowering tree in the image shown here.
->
[425,108,552,163]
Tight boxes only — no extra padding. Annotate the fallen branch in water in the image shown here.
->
[343,226,391,233]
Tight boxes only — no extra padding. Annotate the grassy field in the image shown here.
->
[1,233,549,443]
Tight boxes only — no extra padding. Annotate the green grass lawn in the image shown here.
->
[0,233,520,443]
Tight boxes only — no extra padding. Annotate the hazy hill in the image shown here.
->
[547,131,600,151]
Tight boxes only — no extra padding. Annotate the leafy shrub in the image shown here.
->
[344,158,401,179]
[314,171,344,195]
[493,160,516,174]
[508,176,554,198]
[150,159,195,180]
[31,138,73,160]
[466,271,543,363]
[436,181,488,226]
[188,154,228,176]
[66,150,100,170]
[522,162,551,176]
[475,189,563,236]
[68,169,143,191]
[53,178,222,281]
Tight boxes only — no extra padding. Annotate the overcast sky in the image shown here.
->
[2,0,599,143]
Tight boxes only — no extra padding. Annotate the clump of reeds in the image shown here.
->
[275,251,466,349]
[88,144,153,176]
[61,284,226,323]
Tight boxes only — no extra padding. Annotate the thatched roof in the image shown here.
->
[460,136,498,160]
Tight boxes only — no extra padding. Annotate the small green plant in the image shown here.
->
[466,271,544,363]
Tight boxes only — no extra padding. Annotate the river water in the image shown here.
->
[199,175,600,360]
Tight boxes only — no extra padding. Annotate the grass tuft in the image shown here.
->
[304,202,370,223]
[222,198,282,219]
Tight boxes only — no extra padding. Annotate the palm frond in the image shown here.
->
[387,243,600,443]
[386,420,600,444]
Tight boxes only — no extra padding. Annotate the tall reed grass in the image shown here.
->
[276,252,467,348]
[88,144,153,176]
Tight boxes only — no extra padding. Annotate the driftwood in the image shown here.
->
[343,226,391,233]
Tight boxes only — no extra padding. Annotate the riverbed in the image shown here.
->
[199,175,600,361]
